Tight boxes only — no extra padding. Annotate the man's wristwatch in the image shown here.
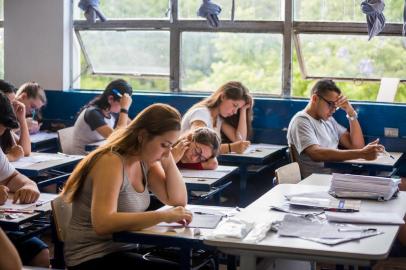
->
[346,111,358,121]
[120,108,129,114]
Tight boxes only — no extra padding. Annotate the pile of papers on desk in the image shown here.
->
[276,215,382,245]
[329,173,400,201]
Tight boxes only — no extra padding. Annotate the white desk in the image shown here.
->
[181,165,238,191]
[325,152,404,176]
[114,205,236,270]
[0,193,57,231]
[12,152,83,177]
[204,177,406,269]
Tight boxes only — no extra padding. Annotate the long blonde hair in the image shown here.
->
[61,103,181,202]
[189,81,253,140]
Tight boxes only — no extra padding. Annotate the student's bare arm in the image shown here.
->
[304,144,382,162]
[0,229,22,270]
[95,125,114,138]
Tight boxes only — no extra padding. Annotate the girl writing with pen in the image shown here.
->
[181,81,254,154]
[66,79,133,155]
[0,80,31,161]
[61,104,191,269]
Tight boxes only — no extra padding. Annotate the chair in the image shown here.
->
[275,162,301,184]
[289,144,299,163]
[51,195,72,268]
[57,127,74,154]
[377,77,399,102]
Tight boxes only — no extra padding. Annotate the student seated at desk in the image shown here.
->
[15,82,47,135]
[0,81,31,160]
[61,103,192,269]
[0,134,49,266]
[172,127,221,170]
[181,81,253,154]
[67,79,133,155]
[287,79,384,178]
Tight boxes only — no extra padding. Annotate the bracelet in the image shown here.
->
[120,108,128,114]
[346,111,358,121]
[228,143,232,153]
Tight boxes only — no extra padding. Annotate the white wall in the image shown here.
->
[4,0,71,90]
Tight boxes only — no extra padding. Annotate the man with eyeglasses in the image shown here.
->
[287,79,384,178]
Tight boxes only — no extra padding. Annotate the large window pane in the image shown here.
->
[78,30,169,76]
[294,0,403,22]
[297,34,406,80]
[0,0,3,20]
[78,52,169,92]
[73,0,169,19]
[179,0,282,21]
[181,32,282,94]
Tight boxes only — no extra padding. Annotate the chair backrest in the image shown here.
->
[377,77,399,102]
[289,144,299,163]
[57,127,74,154]
[51,195,72,242]
[275,162,301,184]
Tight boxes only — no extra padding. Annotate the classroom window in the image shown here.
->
[75,30,170,91]
[181,32,282,94]
[294,0,403,23]
[77,30,169,76]
[179,0,282,21]
[73,0,169,19]
[295,34,406,80]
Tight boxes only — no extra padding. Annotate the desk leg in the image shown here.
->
[240,254,256,270]
[239,165,248,206]
[180,247,192,270]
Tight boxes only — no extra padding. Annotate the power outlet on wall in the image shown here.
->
[384,127,399,138]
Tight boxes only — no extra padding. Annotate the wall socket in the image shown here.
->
[384,127,399,138]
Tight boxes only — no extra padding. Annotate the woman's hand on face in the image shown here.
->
[12,100,26,122]
[120,93,132,110]
[162,206,193,224]
[231,141,250,154]
[171,139,190,163]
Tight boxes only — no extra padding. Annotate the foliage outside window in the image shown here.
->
[74,0,406,103]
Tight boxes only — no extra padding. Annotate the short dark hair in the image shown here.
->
[311,79,341,96]
[0,79,17,95]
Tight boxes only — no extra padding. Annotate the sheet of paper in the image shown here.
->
[0,193,55,210]
[30,132,58,143]
[180,169,227,179]
[325,211,405,225]
[11,154,63,168]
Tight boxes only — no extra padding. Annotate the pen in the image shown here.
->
[325,208,357,213]
[112,89,122,98]
[31,109,36,120]
[193,211,218,216]
[383,150,395,160]
[338,228,377,233]
[0,209,35,214]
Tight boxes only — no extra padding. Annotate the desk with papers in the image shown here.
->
[204,175,406,269]
[218,143,287,206]
[12,152,83,178]
[325,152,404,176]
[113,205,237,270]
[85,140,105,152]
[30,131,59,153]
[0,193,57,231]
[181,165,238,204]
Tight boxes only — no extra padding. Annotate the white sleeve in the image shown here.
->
[332,118,348,138]
[0,148,16,182]
[289,116,320,154]
[187,107,212,127]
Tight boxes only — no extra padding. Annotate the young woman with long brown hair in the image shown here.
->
[61,103,192,269]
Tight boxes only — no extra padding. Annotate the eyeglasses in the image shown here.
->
[192,142,210,163]
[317,95,337,110]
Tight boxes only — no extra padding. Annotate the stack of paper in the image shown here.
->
[329,173,400,201]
